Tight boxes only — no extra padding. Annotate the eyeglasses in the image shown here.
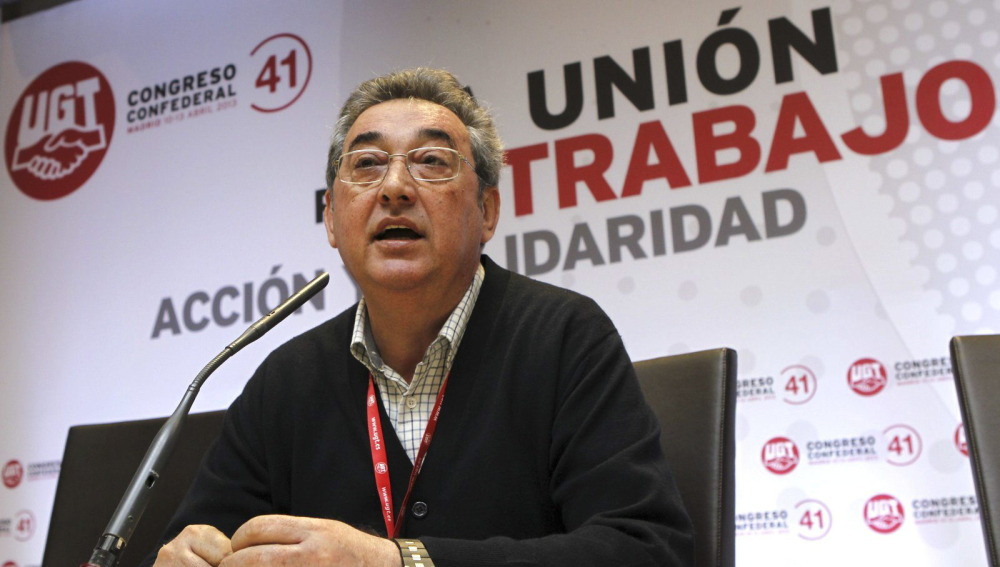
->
[336,146,475,185]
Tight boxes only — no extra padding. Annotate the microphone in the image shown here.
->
[82,271,330,567]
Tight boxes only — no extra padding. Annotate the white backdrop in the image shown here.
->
[2,0,998,565]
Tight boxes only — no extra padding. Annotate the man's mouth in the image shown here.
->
[375,226,422,240]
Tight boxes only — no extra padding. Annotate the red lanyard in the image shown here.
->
[367,372,450,538]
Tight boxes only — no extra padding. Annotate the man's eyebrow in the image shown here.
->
[418,128,457,148]
[346,131,383,151]
[345,128,459,151]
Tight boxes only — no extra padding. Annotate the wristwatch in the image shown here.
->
[395,538,435,567]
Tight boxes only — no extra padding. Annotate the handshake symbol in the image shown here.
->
[12,126,107,180]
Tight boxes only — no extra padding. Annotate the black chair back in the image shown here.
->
[634,348,737,567]
[41,410,226,567]
[950,334,1000,567]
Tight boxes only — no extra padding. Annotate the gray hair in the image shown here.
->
[325,68,504,197]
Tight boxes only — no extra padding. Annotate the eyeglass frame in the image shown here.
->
[335,146,478,186]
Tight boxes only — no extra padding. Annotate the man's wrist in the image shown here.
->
[394,538,435,567]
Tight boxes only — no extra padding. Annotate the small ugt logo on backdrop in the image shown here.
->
[761,436,800,475]
[864,494,904,534]
[4,61,115,200]
[847,358,888,396]
[2,460,23,489]
[955,424,969,456]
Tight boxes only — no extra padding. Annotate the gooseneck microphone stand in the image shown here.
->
[81,272,329,567]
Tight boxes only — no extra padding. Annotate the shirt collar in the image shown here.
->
[350,263,485,375]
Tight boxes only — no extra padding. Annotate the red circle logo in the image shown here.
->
[864,494,904,533]
[249,33,312,113]
[955,424,968,456]
[4,61,115,200]
[2,460,24,489]
[883,424,923,467]
[3,561,19,567]
[13,510,35,542]
[781,364,817,405]
[761,436,800,474]
[847,358,888,396]
[794,499,832,540]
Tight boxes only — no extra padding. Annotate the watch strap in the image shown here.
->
[395,538,435,567]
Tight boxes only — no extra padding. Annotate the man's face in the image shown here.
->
[324,98,499,298]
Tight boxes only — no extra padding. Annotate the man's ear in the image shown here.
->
[323,189,338,248]
[480,185,500,245]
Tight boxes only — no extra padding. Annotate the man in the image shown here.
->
[149,68,693,567]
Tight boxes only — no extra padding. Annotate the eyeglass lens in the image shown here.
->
[339,147,462,184]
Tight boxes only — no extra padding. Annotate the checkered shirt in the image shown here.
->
[350,263,484,463]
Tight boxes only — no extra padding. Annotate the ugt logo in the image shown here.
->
[2,459,23,489]
[864,494,904,534]
[4,61,115,200]
[847,358,887,396]
[761,436,800,475]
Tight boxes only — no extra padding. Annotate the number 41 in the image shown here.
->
[256,50,298,92]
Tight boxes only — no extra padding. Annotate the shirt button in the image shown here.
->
[411,501,429,519]
[406,397,418,409]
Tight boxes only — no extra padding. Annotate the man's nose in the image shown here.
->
[378,155,416,204]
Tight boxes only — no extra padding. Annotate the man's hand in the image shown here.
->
[152,524,234,566]
[222,515,401,567]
